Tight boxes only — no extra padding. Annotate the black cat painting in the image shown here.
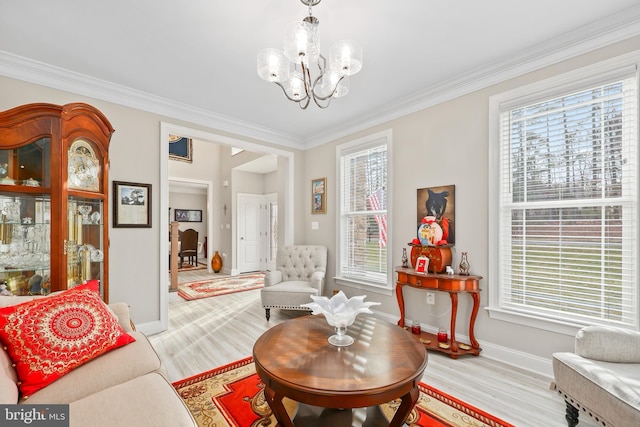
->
[416,185,455,245]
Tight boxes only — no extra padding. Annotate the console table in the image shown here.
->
[395,266,482,358]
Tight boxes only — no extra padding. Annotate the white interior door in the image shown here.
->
[237,193,263,273]
[266,193,278,271]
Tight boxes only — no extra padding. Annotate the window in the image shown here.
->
[336,130,392,290]
[489,54,639,331]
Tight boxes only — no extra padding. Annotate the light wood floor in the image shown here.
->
[149,271,597,427]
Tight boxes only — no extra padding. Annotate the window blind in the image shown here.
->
[338,141,388,286]
[497,72,638,327]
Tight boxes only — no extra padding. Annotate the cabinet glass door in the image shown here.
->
[67,197,104,297]
[0,137,52,296]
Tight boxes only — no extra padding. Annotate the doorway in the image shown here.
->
[157,122,295,334]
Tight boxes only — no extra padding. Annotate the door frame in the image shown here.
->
[157,122,295,334]
[168,177,213,271]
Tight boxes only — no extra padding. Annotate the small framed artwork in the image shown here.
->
[415,256,430,273]
[113,181,152,228]
[175,209,202,222]
[168,135,193,163]
[311,177,326,214]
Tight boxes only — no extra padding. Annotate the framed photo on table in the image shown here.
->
[311,177,326,214]
[113,181,152,228]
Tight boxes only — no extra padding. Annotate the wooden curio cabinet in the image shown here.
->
[0,103,114,301]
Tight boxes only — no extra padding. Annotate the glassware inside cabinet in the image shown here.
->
[67,198,104,295]
[0,137,50,188]
[0,194,51,296]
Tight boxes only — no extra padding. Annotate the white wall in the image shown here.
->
[0,76,304,328]
[301,37,640,371]
[0,34,637,373]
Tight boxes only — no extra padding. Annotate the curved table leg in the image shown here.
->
[389,385,420,427]
[264,386,295,427]
[448,292,459,353]
[395,283,406,328]
[469,292,480,349]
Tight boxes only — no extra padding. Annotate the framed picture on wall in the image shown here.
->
[169,134,192,163]
[175,209,202,222]
[311,177,326,214]
[113,181,152,228]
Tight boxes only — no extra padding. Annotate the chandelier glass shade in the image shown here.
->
[257,0,362,109]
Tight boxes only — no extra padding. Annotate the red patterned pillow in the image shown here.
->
[0,281,135,398]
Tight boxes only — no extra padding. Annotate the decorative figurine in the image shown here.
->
[459,251,470,275]
[401,248,409,268]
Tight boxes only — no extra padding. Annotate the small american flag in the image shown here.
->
[367,188,387,247]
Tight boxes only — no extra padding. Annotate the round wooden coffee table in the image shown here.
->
[253,315,428,427]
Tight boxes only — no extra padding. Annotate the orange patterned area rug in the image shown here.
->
[177,262,208,273]
[173,357,515,427]
[178,274,264,301]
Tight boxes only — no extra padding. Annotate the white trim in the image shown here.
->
[0,5,638,150]
[0,51,301,149]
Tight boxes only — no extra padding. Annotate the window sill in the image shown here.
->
[334,276,394,297]
[485,306,585,337]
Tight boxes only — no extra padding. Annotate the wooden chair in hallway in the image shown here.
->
[179,228,198,268]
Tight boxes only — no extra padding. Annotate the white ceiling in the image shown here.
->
[1,1,639,149]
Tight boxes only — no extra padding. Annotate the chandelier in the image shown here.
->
[257,0,363,109]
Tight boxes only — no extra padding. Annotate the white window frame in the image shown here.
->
[335,129,393,294]
[488,51,640,335]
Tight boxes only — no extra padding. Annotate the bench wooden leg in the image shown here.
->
[565,401,579,427]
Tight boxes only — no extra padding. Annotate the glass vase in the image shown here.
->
[328,325,355,347]
[459,251,470,275]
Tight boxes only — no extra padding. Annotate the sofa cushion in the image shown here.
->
[68,372,196,427]
[25,331,162,404]
[0,344,18,404]
[0,281,135,398]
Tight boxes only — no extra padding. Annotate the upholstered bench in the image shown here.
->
[551,325,640,427]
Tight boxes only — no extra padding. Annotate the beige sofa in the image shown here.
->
[0,295,196,427]
[552,325,640,427]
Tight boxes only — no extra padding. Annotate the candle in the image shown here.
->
[437,328,448,343]
[82,246,91,281]
[411,321,421,335]
[76,214,83,244]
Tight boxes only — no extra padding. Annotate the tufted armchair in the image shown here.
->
[551,325,640,427]
[260,245,327,321]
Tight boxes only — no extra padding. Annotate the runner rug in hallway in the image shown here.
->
[173,357,515,427]
[178,274,264,301]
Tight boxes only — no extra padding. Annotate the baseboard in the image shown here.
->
[372,310,554,379]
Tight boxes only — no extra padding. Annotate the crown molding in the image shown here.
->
[0,51,303,149]
[303,4,640,148]
[1,4,639,151]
